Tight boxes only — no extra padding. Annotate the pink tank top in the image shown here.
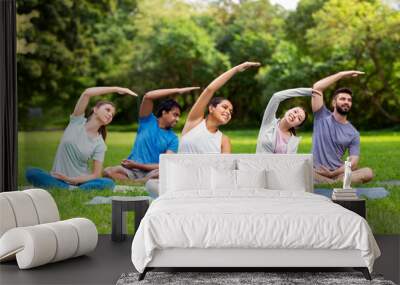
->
[274,127,291,154]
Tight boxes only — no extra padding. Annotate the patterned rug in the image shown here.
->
[116,271,395,285]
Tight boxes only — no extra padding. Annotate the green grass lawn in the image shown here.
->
[18,130,400,234]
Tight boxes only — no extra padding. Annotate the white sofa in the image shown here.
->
[0,189,98,269]
[132,154,380,281]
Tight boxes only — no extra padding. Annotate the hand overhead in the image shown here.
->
[339,70,365,79]
[311,70,364,113]
[235,61,261,72]
[73,86,138,117]
[115,87,138,97]
[178,87,200,94]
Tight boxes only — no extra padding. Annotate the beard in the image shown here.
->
[336,105,350,115]
[166,122,177,129]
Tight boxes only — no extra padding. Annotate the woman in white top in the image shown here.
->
[179,62,260,154]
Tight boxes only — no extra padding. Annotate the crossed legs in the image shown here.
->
[26,167,115,190]
[314,167,374,185]
[103,166,159,183]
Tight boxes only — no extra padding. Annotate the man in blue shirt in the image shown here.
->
[104,87,199,182]
[311,71,374,184]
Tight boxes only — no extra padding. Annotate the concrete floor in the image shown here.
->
[0,235,135,285]
[1,235,399,285]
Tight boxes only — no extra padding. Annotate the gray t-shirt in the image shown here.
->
[51,115,107,178]
[312,106,360,170]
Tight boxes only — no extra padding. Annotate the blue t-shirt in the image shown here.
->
[312,106,360,170]
[128,114,178,164]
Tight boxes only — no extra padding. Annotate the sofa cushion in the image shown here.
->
[0,192,39,227]
[24,189,59,223]
[0,196,17,237]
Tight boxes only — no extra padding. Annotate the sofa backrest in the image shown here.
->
[159,154,313,195]
[0,189,60,237]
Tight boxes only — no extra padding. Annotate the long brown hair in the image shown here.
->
[87,101,115,141]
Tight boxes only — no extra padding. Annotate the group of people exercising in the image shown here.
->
[26,62,374,194]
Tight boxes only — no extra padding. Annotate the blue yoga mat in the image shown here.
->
[314,188,389,199]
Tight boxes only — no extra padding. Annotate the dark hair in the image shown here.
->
[333,87,353,99]
[87,101,115,141]
[208,97,228,108]
[155,99,182,118]
[288,107,308,136]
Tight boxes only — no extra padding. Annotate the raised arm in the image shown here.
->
[73,87,137,116]
[183,62,260,135]
[312,71,364,113]
[260,88,313,128]
[139,87,200,118]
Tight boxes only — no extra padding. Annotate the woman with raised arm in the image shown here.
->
[256,87,322,154]
[26,87,137,190]
[179,62,260,154]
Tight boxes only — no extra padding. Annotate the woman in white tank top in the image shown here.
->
[179,62,260,154]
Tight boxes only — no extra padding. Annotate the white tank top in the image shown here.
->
[179,120,222,154]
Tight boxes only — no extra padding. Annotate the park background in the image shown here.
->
[16,0,400,234]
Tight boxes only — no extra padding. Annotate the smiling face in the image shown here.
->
[209,99,233,125]
[283,107,306,128]
[94,103,116,126]
[333,93,352,115]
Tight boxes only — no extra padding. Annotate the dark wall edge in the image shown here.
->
[0,0,18,192]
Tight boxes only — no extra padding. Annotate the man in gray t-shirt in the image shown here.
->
[311,71,374,184]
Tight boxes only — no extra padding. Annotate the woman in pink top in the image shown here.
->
[256,88,322,154]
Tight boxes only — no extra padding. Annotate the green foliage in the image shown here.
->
[17,0,138,127]
[211,0,284,124]
[17,0,400,130]
[304,0,400,128]
[122,0,230,115]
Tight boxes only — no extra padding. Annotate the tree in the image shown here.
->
[206,0,285,125]
[125,0,229,111]
[306,0,400,128]
[17,0,138,128]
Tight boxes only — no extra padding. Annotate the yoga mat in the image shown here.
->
[314,187,389,199]
[113,185,143,192]
[376,180,400,186]
[87,188,389,204]
[85,196,116,205]
[86,192,154,205]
